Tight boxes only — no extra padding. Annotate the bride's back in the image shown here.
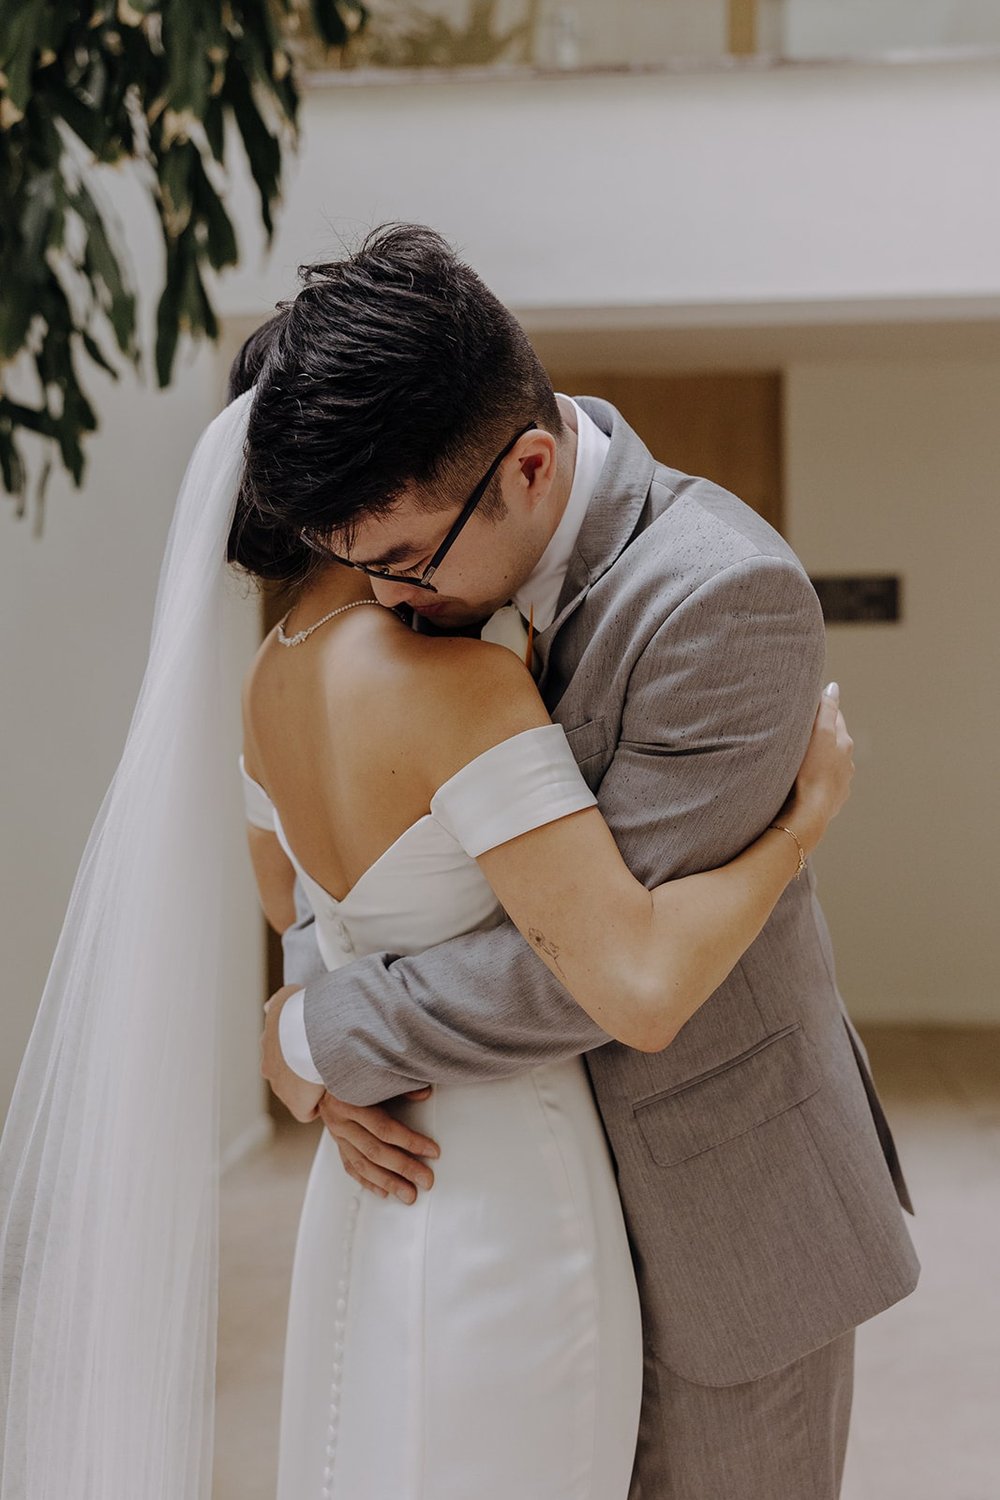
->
[241,599,538,903]
[242,604,432,902]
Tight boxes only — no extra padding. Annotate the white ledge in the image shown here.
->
[303,44,1000,91]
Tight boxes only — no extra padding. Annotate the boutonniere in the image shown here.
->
[480,602,535,673]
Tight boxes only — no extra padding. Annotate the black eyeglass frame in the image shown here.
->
[304,419,540,593]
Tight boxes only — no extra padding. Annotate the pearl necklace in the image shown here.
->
[276,598,382,647]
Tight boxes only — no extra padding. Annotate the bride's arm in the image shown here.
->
[478,703,846,1052]
[244,823,297,934]
[419,641,851,1055]
[239,690,297,933]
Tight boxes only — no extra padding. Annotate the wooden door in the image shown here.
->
[546,372,784,535]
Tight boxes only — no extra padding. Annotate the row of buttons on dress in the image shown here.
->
[320,1186,362,1498]
[331,916,355,955]
[310,886,357,956]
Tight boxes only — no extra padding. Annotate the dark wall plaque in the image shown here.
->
[809,575,901,624]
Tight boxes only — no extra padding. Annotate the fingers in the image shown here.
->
[317,1094,440,1204]
[796,682,857,831]
[816,685,840,733]
[336,1119,436,1195]
[336,1138,426,1204]
[318,1095,439,1160]
[367,1108,440,1160]
[338,1145,389,1200]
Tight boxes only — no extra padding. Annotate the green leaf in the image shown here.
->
[223,56,283,239]
[0,396,52,436]
[73,183,137,355]
[155,240,183,387]
[241,0,284,60]
[161,4,211,116]
[0,412,27,505]
[35,0,83,58]
[190,148,238,269]
[46,78,113,157]
[25,98,63,170]
[20,166,58,268]
[63,366,97,433]
[0,3,44,116]
[308,0,363,49]
[80,327,120,378]
[158,139,195,236]
[0,296,35,360]
[203,93,225,162]
[53,411,86,482]
[176,228,218,341]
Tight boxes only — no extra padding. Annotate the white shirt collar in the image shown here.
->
[512,397,610,633]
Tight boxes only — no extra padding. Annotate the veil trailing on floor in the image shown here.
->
[0,387,257,1499]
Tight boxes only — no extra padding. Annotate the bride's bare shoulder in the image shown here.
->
[361,629,551,795]
[241,607,548,795]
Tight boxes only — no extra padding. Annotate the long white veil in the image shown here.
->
[0,387,256,1498]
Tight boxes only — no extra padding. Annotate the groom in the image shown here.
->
[256,224,918,1498]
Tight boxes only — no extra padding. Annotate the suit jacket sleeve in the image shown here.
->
[302,555,826,1106]
[282,874,330,988]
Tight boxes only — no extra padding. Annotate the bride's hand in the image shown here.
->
[784,683,855,855]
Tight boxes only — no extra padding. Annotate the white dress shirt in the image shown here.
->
[277,398,610,1084]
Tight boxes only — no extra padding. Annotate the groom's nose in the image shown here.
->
[370,576,431,610]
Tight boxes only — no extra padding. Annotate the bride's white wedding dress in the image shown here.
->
[240,724,643,1500]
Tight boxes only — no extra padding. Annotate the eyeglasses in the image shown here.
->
[304,419,539,593]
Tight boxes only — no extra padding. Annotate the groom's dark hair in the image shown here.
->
[238,223,563,572]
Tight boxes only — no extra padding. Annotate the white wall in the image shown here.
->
[217,57,1000,319]
[0,349,269,1157]
[785,358,999,1023]
[784,1,1000,56]
[540,0,726,66]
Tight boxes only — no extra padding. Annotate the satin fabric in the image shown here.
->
[241,726,643,1499]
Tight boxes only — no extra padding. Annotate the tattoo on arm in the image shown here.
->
[528,927,567,981]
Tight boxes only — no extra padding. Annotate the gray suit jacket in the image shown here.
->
[284,397,919,1388]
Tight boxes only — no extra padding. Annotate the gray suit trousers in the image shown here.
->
[632,1330,855,1499]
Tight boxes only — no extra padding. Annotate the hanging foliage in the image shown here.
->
[0,0,367,522]
[332,1,540,71]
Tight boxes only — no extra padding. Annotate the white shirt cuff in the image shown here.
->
[278,988,325,1085]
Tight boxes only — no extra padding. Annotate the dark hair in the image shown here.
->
[237,223,563,577]
[226,312,285,404]
[225,311,322,590]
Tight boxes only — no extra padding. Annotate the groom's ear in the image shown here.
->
[512,431,557,514]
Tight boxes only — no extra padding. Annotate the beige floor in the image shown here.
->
[214,1026,1000,1500]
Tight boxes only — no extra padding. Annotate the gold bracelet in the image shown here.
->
[770,823,807,879]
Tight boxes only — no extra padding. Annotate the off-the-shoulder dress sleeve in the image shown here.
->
[430,724,597,856]
[238,753,277,831]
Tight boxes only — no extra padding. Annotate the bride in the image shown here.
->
[226,332,854,1496]
[0,318,850,1500]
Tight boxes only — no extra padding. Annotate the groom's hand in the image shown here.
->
[260,985,326,1122]
[318,1090,440,1205]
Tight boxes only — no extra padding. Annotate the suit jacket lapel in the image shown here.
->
[534,397,656,691]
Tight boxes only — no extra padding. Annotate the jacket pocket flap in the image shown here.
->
[562,715,613,765]
[632,1023,821,1167]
